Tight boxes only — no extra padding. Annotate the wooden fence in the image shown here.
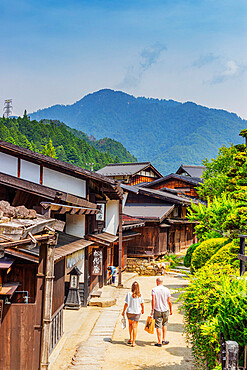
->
[49,304,64,353]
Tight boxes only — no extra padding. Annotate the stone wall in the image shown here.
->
[126,258,169,276]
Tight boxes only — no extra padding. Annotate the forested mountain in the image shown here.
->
[30,89,247,174]
[0,116,136,171]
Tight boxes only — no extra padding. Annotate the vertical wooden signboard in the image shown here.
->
[92,249,103,275]
[0,300,3,327]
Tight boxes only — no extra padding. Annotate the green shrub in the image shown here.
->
[191,237,229,272]
[184,243,200,267]
[160,254,182,269]
[179,263,238,369]
[206,242,235,267]
[217,276,247,346]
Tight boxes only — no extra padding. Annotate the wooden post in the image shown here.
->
[220,332,226,370]
[118,199,123,287]
[239,235,246,276]
[40,237,56,370]
[225,341,239,370]
[83,246,89,306]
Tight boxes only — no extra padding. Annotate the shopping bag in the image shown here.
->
[144,316,155,334]
[121,315,126,329]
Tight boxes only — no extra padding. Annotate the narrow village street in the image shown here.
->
[50,272,193,370]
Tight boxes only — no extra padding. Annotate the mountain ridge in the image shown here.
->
[30,89,246,174]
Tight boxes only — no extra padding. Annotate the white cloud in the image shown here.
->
[117,43,167,89]
[211,60,245,84]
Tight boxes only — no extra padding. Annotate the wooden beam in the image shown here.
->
[65,193,98,209]
[238,254,247,262]
[5,248,39,263]
[0,233,55,249]
[86,235,110,246]
[69,208,80,215]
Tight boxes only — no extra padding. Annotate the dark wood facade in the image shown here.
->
[149,178,199,198]
[123,188,198,258]
[140,173,203,199]
[0,235,61,370]
[125,221,197,257]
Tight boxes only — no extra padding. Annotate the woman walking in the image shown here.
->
[122,281,144,347]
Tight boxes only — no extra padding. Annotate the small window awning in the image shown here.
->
[0,258,14,269]
[122,230,141,241]
[5,233,93,263]
[41,202,99,215]
[0,282,20,297]
[54,233,93,261]
[166,218,197,224]
[86,232,118,246]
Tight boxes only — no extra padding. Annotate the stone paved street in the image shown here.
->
[50,273,193,369]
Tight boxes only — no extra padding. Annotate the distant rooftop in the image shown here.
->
[140,173,203,188]
[123,203,174,222]
[97,162,162,177]
[176,165,205,178]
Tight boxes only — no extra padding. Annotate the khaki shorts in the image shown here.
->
[154,309,169,329]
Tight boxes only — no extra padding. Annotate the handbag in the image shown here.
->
[121,315,126,329]
[144,315,155,334]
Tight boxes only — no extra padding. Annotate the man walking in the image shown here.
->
[151,277,172,347]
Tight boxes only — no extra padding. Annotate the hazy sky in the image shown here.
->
[1,0,247,118]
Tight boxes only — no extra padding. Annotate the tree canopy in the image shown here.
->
[188,137,247,240]
[0,116,136,171]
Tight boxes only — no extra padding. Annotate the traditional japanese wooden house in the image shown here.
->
[97,162,162,185]
[140,173,203,199]
[122,184,198,257]
[0,140,124,307]
[0,212,58,369]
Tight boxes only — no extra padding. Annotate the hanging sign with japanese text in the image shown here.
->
[92,249,103,275]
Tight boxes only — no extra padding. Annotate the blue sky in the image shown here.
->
[1,0,247,118]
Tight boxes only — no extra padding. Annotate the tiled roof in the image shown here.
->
[140,173,203,188]
[123,203,174,222]
[176,165,205,178]
[97,162,162,177]
[122,183,195,205]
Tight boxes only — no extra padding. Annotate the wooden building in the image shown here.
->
[141,173,203,199]
[97,162,162,185]
[122,184,198,257]
[0,214,58,369]
[0,140,124,308]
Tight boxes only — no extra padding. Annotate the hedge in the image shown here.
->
[184,243,200,267]
[206,242,234,267]
[190,237,229,272]
[180,263,245,369]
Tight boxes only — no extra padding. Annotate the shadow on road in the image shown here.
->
[134,358,193,369]
[111,339,156,347]
[167,323,184,333]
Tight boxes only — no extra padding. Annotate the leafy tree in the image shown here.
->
[42,139,57,158]
[197,145,238,200]
[189,137,247,241]
[0,116,136,170]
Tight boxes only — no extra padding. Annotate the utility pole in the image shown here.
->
[3,99,12,118]
[86,162,94,171]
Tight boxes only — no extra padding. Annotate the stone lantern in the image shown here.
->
[65,266,82,310]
